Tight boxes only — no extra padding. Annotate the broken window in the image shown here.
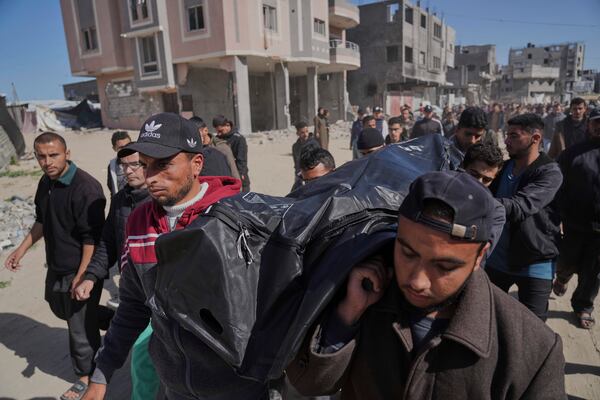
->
[434,23,442,39]
[387,3,400,22]
[387,46,399,62]
[419,51,426,65]
[433,56,441,69]
[139,36,159,75]
[405,6,413,24]
[82,27,98,51]
[405,46,413,63]
[263,4,277,32]
[188,4,205,31]
[421,14,426,28]
[314,18,326,35]
[130,0,149,22]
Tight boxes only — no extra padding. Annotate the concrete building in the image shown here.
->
[446,45,496,101]
[60,0,360,131]
[63,79,99,102]
[494,64,560,104]
[508,42,585,101]
[346,0,455,112]
[581,69,600,94]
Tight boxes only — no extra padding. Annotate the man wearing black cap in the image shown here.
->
[213,115,250,191]
[357,127,384,157]
[552,108,600,329]
[288,171,565,399]
[372,106,388,139]
[411,105,444,138]
[80,113,269,399]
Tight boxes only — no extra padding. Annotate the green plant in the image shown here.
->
[0,280,11,289]
[0,169,42,178]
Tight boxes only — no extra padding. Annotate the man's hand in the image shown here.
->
[70,273,86,300]
[74,279,95,301]
[81,382,106,400]
[336,255,393,326]
[4,247,26,272]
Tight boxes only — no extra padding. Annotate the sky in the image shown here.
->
[0,0,599,101]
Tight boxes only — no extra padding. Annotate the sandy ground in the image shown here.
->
[0,128,598,400]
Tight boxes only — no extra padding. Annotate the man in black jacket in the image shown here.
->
[486,114,563,321]
[552,108,600,329]
[213,115,250,191]
[548,97,588,159]
[411,105,443,138]
[5,132,106,400]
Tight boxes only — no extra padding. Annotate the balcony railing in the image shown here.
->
[329,39,360,53]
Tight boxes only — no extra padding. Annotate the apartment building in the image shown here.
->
[508,42,585,100]
[346,0,455,111]
[60,0,360,131]
[446,45,496,100]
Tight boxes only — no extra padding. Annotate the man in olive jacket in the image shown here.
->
[288,171,565,400]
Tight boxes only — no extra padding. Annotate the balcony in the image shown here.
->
[328,0,359,29]
[327,39,360,71]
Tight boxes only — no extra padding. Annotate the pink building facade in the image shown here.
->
[60,0,360,131]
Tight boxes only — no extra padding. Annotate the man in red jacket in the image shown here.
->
[81,113,268,399]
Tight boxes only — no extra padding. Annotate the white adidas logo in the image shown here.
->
[186,138,198,148]
[140,120,162,138]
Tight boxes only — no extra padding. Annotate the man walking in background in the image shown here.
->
[213,115,250,191]
[5,132,106,400]
[107,131,131,197]
[314,107,330,150]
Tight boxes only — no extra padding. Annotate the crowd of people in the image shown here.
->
[2,95,600,399]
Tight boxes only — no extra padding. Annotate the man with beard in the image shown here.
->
[486,114,563,321]
[5,132,106,400]
[287,171,565,399]
[548,97,588,159]
[80,113,269,399]
[552,108,600,329]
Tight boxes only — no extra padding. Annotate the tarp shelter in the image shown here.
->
[8,99,102,133]
[0,95,26,169]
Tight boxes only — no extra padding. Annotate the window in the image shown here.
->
[421,14,426,28]
[433,56,441,69]
[387,83,402,91]
[387,46,399,62]
[387,3,400,22]
[139,36,158,75]
[543,58,549,64]
[527,53,532,59]
[314,18,326,35]
[130,0,149,22]
[419,51,426,65]
[405,46,413,63]
[263,4,277,32]
[82,27,98,51]
[467,64,476,72]
[434,23,442,39]
[405,6,413,24]
[188,4,205,31]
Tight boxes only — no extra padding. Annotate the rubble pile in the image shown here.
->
[0,196,36,253]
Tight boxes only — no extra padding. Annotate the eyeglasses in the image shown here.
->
[120,161,143,171]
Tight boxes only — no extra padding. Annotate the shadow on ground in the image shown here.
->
[565,362,600,376]
[0,312,131,400]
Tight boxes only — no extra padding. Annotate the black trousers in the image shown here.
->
[45,269,103,377]
[486,268,552,321]
[556,229,600,314]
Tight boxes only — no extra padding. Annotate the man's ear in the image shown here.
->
[473,242,491,271]
[66,149,71,160]
[191,153,204,177]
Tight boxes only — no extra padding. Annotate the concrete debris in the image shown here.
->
[247,121,352,144]
[0,195,36,253]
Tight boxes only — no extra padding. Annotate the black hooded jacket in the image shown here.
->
[85,185,150,281]
[489,153,563,268]
[220,128,250,190]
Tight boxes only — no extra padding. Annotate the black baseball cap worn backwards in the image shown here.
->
[118,113,203,159]
[399,171,496,243]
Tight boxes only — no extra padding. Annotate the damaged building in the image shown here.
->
[60,0,360,131]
